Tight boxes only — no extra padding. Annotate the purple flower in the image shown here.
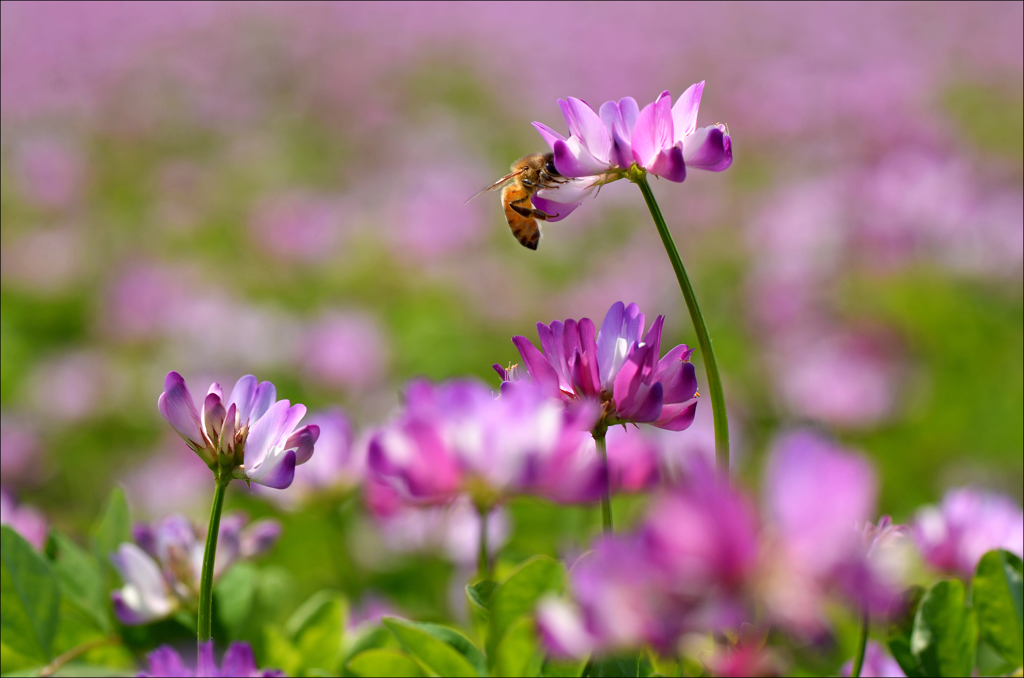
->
[533,82,732,184]
[840,641,906,677]
[913,487,1024,577]
[538,456,758,657]
[368,379,603,508]
[0,487,48,550]
[111,513,280,625]
[498,301,699,430]
[760,430,908,633]
[141,641,282,677]
[157,372,320,490]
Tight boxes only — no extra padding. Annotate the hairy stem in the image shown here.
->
[197,479,229,642]
[593,429,613,534]
[851,612,870,678]
[634,174,730,475]
[39,636,120,677]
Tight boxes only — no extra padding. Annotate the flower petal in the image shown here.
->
[245,400,291,468]
[249,449,297,489]
[202,392,225,440]
[512,335,561,396]
[109,543,173,625]
[532,193,583,223]
[196,641,217,677]
[239,519,282,558]
[157,372,203,447]
[653,400,698,431]
[228,375,257,421]
[613,344,652,413]
[552,139,610,178]
[536,598,596,659]
[249,381,277,422]
[597,301,626,383]
[682,125,732,172]
[221,643,260,677]
[144,647,191,678]
[659,360,698,404]
[631,91,674,169]
[625,382,663,423]
[672,81,705,140]
[532,121,566,150]
[647,144,686,182]
[600,97,639,168]
[559,97,612,163]
[285,423,319,465]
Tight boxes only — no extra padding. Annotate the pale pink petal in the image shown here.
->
[672,81,705,140]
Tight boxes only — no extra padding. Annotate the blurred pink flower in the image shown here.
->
[250,191,347,263]
[0,417,42,485]
[143,641,282,677]
[28,350,110,422]
[0,487,48,550]
[301,312,388,391]
[913,487,1024,577]
[0,227,88,294]
[123,437,212,519]
[13,138,84,209]
[368,379,603,507]
[840,641,905,677]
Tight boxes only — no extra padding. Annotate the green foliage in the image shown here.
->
[47,531,109,633]
[905,579,977,677]
[486,556,565,663]
[493,616,542,677]
[972,549,1023,669]
[888,586,926,677]
[89,488,131,592]
[347,648,425,677]
[263,590,347,676]
[1,527,61,666]
[383,617,481,677]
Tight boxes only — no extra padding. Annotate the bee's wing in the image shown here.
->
[466,168,528,204]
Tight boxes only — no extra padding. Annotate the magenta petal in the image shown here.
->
[249,381,277,422]
[532,193,583,223]
[532,121,566,150]
[285,424,319,465]
[513,335,561,395]
[631,91,674,169]
[653,400,698,431]
[157,372,203,446]
[196,641,217,677]
[145,646,190,677]
[612,345,651,413]
[643,316,665,368]
[626,382,663,423]
[600,98,638,168]
[221,643,260,677]
[661,361,698,404]
[672,81,705,139]
[202,393,226,439]
[492,363,508,381]
[596,301,626,378]
[649,144,686,182]
[245,400,290,466]
[683,125,732,172]
[228,375,257,421]
[253,450,296,489]
[552,139,606,178]
[559,97,611,163]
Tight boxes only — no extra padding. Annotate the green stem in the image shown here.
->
[593,430,613,534]
[197,479,229,642]
[39,635,120,676]
[851,612,869,678]
[477,507,491,579]
[634,174,730,475]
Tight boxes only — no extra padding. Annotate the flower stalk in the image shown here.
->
[593,425,613,534]
[197,477,229,642]
[851,612,870,678]
[632,169,730,474]
[477,506,491,580]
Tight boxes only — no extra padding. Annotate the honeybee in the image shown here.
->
[469,152,567,250]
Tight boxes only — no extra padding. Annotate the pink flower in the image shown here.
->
[157,372,319,490]
[0,488,48,550]
[499,301,699,430]
[141,641,282,677]
[368,379,603,507]
[913,487,1024,577]
[533,82,732,183]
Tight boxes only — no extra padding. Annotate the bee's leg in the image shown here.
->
[539,170,568,185]
[509,200,558,221]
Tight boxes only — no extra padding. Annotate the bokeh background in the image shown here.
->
[2,0,1022,660]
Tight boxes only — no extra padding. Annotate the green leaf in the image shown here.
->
[383,617,480,677]
[48,531,108,633]
[215,562,257,640]
[90,488,131,588]
[911,579,978,677]
[0,526,61,662]
[284,590,347,674]
[589,655,641,677]
[262,625,303,678]
[888,586,926,677]
[495,616,542,677]
[973,549,1023,668]
[488,556,564,660]
[541,657,590,677]
[403,621,486,676]
[347,648,425,677]
[466,580,497,617]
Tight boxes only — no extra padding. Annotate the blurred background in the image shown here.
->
[1,0,1021,643]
